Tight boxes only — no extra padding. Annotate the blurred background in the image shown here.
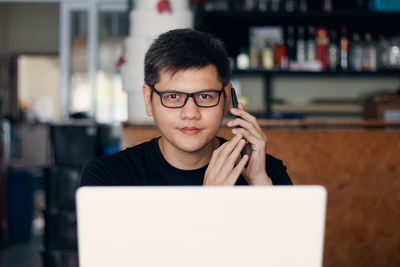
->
[0,0,399,266]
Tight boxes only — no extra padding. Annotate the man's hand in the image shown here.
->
[226,103,272,186]
[203,134,249,185]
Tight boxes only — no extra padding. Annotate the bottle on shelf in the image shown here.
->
[285,0,296,12]
[349,33,363,71]
[204,0,229,11]
[257,0,269,12]
[362,33,377,72]
[322,0,333,12]
[250,39,262,69]
[387,36,400,70]
[307,26,316,63]
[271,0,280,12]
[274,35,288,70]
[262,39,274,69]
[299,0,307,12]
[244,0,256,11]
[297,26,306,66]
[315,27,329,71]
[340,25,349,71]
[376,33,388,70]
[329,29,339,71]
[286,25,296,64]
[236,48,250,70]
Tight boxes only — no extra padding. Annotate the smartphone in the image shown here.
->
[231,88,247,160]
[231,87,239,111]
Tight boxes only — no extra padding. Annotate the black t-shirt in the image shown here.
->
[80,137,292,186]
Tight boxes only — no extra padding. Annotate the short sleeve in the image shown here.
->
[80,159,113,186]
[266,154,293,185]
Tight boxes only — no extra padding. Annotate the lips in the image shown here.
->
[179,127,201,135]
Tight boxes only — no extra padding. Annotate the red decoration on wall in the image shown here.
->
[116,56,126,68]
[157,0,172,13]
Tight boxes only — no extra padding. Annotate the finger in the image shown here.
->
[231,127,266,153]
[231,107,256,124]
[216,139,247,183]
[228,138,247,163]
[227,117,251,129]
[217,138,246,173]
[228,154,249,184]
[229,113,263,141]
[211,133,242,156]
[207,137,235,172]
[205,139,245,186]
[230,108,262,133]
[211,134,243,169]
[228,118,263,139]
[228,119,267,142]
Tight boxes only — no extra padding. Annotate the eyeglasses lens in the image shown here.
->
[161,91,220,108]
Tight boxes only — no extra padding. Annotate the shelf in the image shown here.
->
[196,10,400,25]
[272,103,362,114]
[124,120,400,129]
[232,69,400,77]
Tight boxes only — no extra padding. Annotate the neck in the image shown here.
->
[158,137,219,170]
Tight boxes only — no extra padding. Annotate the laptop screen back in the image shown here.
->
[77,186,326,267]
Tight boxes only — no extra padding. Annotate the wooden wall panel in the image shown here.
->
[122,126,400,267]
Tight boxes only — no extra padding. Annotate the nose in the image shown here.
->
[180,96,201,120]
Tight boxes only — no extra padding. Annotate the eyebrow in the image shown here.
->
[162,89,222,93]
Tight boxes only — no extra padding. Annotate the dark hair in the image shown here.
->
[144,28,231,88]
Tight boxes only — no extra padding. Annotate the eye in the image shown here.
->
[165,93,179,99]
[199,93,215,100]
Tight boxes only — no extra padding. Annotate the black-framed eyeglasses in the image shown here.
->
[150,85,225,108]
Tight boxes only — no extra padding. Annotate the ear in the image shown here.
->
[223,82,233,115]
[142,84,153,117]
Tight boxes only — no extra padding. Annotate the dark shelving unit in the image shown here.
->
[233,69,400,76]
[196,10,400,23]
[196,10,400,56]
[195,9,400,118]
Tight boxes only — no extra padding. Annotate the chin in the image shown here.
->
[176,140,208,153]
[174,135,213,153]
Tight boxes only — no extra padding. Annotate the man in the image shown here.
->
[81,28,292,186]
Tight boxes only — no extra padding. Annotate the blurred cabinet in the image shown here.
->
[44,166,80,267]
[60,0,128,122]
[43,123,99,267]
[43,122,120,267]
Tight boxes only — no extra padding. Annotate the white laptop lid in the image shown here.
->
[77,186,327,267]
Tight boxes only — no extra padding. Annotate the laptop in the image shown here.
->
[76,186,327,267]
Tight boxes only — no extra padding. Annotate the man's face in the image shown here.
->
[143,64,231,154]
